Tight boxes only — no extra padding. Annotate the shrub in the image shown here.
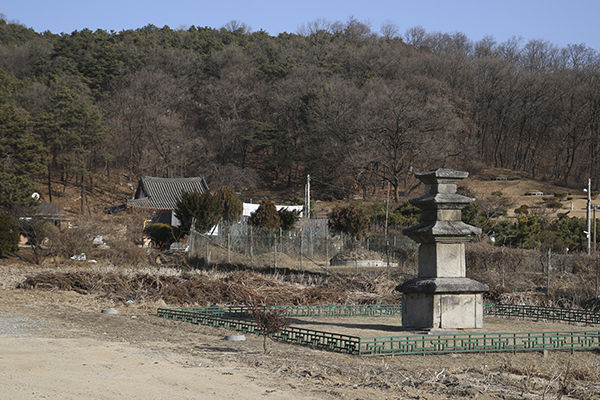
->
[0,213,18,257]
[554,192,567,200]
[251,307,289,353]
[249,200,280,229]
[545,199,563,209]
[19,218,59,264]
[514,205,529,215]
[328,205,370,240]
[217,186,243,223]
[53,224,91,258]
[175,191,223,235]
[144,223,176,249]
[278,208,300,231]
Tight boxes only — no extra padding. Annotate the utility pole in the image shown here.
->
[385,182,390,268]
[587,178,592,255]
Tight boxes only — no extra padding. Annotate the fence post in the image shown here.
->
[501,245,505,288]
[250,225,254,267]
[386,239,390,269]
[274,233,278,269]
[205,235,210,265]
[354,238,358,274]
[325,234,329,273]
[594,254,600,299]
[227,233,231,263]
[309,228,314,257]
[546,249,551,297]
[300,229,304,271]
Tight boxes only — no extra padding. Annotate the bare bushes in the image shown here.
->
[466,241,599,308]
[17,270,354,305]
[52,223,94,259]
[42,213,149,266]
[102,240,147,266]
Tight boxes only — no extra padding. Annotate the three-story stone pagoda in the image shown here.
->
[399,168,488,331]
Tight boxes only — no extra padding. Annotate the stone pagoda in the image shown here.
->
[399,168,488,331]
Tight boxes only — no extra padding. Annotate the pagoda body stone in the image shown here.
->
[399,168,488,331]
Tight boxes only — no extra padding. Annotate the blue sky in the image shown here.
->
[2,0,599,50]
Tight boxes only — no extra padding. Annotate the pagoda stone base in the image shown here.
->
[401,277,486,330]
[402,292,483,330]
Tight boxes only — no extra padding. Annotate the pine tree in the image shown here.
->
[175,191,224,235]
[248,200,280,229]
[0,104,46,209]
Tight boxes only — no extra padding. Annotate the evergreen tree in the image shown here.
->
[0,212,19,257]
[175,191,223,235]
[278,208,300,231]
[248,200,280,229]
[0,104,46,209]
[328,205,370,240]
[217,186,243,223]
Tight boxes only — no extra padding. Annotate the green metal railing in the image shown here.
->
[484,303,600,325]
[359,330,600,356]
[158,308,360,354]
[158,303,600,356]
[162,304,402,318]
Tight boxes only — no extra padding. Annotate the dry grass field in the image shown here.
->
[2,259,600,399]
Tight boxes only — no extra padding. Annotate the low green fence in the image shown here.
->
[359,330,600,356]
[158,308,360,354]
[158,303,600,356]
[162,304,402,318]
[484,303,600,325]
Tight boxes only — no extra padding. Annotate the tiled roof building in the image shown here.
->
[127,175,209,211]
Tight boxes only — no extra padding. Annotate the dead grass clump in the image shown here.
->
[102,241,148,266]
[17,270,353,305]
[330,249,385,263]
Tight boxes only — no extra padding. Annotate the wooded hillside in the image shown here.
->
[1,18,599,207]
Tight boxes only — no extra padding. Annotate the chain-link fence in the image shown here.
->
[188,221,418,274]
[188,222,600,307]
[465,243,600,307]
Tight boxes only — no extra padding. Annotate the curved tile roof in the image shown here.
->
[127,175,209,210]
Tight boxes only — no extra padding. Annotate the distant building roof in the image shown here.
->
[127,175,209,211]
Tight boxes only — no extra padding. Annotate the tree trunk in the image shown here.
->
[47,168,52,202]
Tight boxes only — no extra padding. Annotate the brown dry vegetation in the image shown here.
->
[2,270,600,399]
[15,267,401,306]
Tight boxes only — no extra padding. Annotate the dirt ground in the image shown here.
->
[462,168,591,219]
[2,264,600,399]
